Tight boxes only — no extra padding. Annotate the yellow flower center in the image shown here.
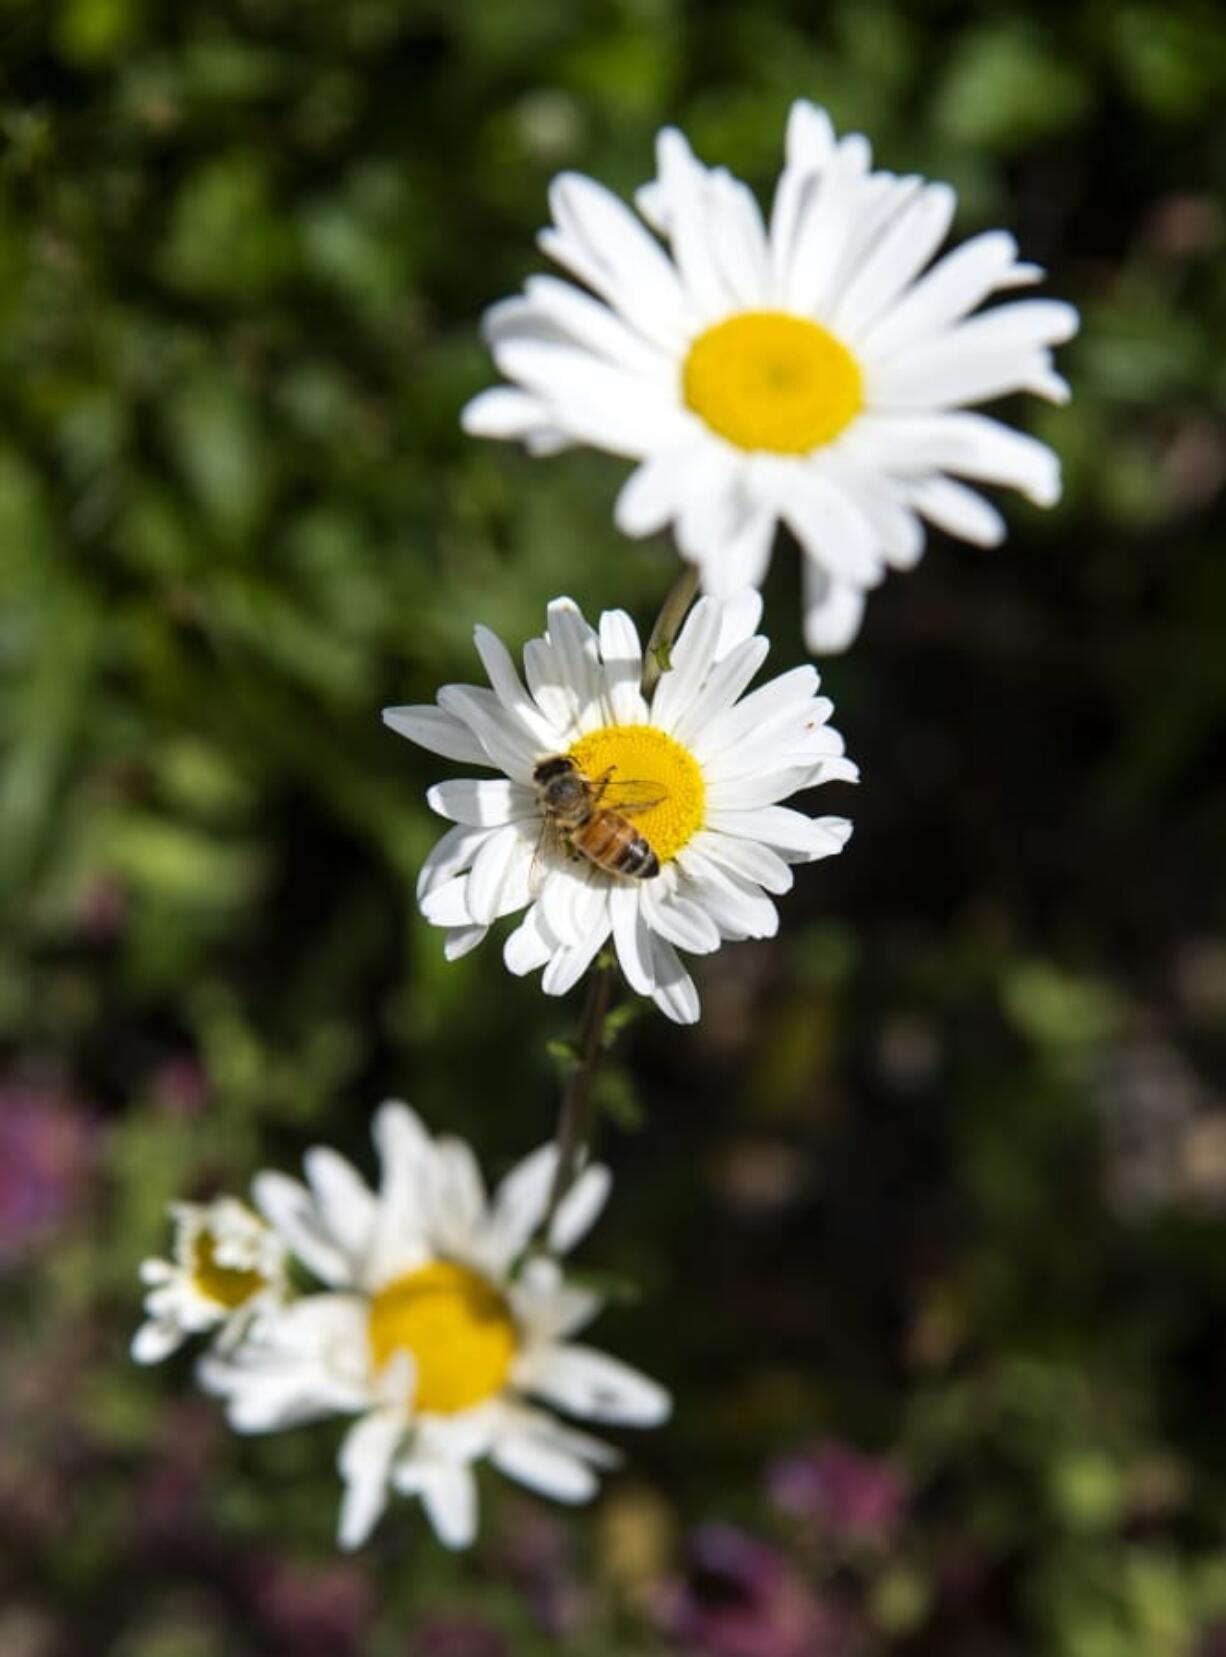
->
[191,1231,268,1311]
[566,723,705,865]
[682,310,863,454]
[367,1262,517,1415]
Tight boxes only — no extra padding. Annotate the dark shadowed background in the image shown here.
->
[2,1,1226,1653]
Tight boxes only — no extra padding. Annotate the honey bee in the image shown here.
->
[533,756,665,881]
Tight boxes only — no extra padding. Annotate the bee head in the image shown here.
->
[533,756,576,785]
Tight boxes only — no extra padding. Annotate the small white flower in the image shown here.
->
[132,1196,287,1365]
[198,1102,668,1551]
[463,99,1079,653]
[383,592,855,1025]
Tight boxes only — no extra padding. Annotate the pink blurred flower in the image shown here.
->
[655,1524,852,1657]
[247,1555,373,1654]
[150,1057,209,1118]
[409,1618,511,1657]
[767,1440,908,1549]
[491,1499,590,1635]
[0,1083,96,1267]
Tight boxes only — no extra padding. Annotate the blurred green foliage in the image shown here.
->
[2,0,1226,1653]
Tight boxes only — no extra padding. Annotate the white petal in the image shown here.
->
[640,883,721,954]
[648,934,701,1024]
[598,609,648,726]
[443,924,489,961]
[550,1163,612,1254]
[366,1102,432,1286]
[473,625,560,748]
[491,1430,600,1504]
[520,1343,671,1426]
[303,1150,377,1274]
[131,1319,186,1365]
[610,883,654,996]
[694,507,776,600]
[705,805,852,861]
[426,778,531,828]
[543,171,690,346]
[466,823,530,926]
[487,1143,558,1267]
[614,447,690,537]
[416,823,487,901]
[828,183,956,341]
[337,1408,405,1550]
[909,475,1006,545]
[490,339,686,460]
[382,706,487,767]
[714,589,765,658]
[252,1172,353,1287]
[783,134,874,316]
[850,410,1062,506]
[649,595,723,733]
[540,921,609,998]
[703,834,793,894]
[430,1137,487,1254]
[862,229,1030,356]
[513,273,674,380]
[460,386,552,440]
[419,872,478,928]
[671,635,769,750]
[395,1456,479,1550]
[781,469,883,587]
[800,561,867,654]
[504,906,554,976]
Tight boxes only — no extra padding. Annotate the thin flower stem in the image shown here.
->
[544,956,618,1234]
[641,561,700,697]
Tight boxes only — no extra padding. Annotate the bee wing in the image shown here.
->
[529,816,566,900]
[602,777,667,816]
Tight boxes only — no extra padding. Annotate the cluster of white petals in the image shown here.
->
[196,1103,669,1549]
[386,592,855,1024]
[464,99,1078,651]
[132,1197,287,1366]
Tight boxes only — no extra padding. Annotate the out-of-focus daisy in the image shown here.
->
[132,1196,287,1365]
[463,100,1079,652]
[199,1102,668,1550]
[383,592,854,1025]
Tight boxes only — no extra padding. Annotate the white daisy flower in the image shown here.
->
[132,1196,287,1365]
[198,1101,669,1551]
[383,591,855,1026]
[462,99,1079,653]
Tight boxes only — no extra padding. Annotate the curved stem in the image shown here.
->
[641,562,699,697]
[543,958,618,1234]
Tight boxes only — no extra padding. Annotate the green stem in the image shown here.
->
[544,958,618,1233]
[641,561,700,697]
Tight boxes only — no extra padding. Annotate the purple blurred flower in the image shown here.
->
[767,1440,908,1549]
[655,1524,851,1657]
[409,1618,510,1657]
[78,875,128,942]
[490,1499,589,1635]
[150,1056,209,1118]
[247,1555,373,1655]
[0,1083,96,1267]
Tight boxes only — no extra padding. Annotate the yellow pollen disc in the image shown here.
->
[682,310,863,454]
[566,723,705,866]
[367,1261,517,1415]
[191,1231,267,1311]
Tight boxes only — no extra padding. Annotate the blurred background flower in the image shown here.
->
[0,1082,97,1268]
